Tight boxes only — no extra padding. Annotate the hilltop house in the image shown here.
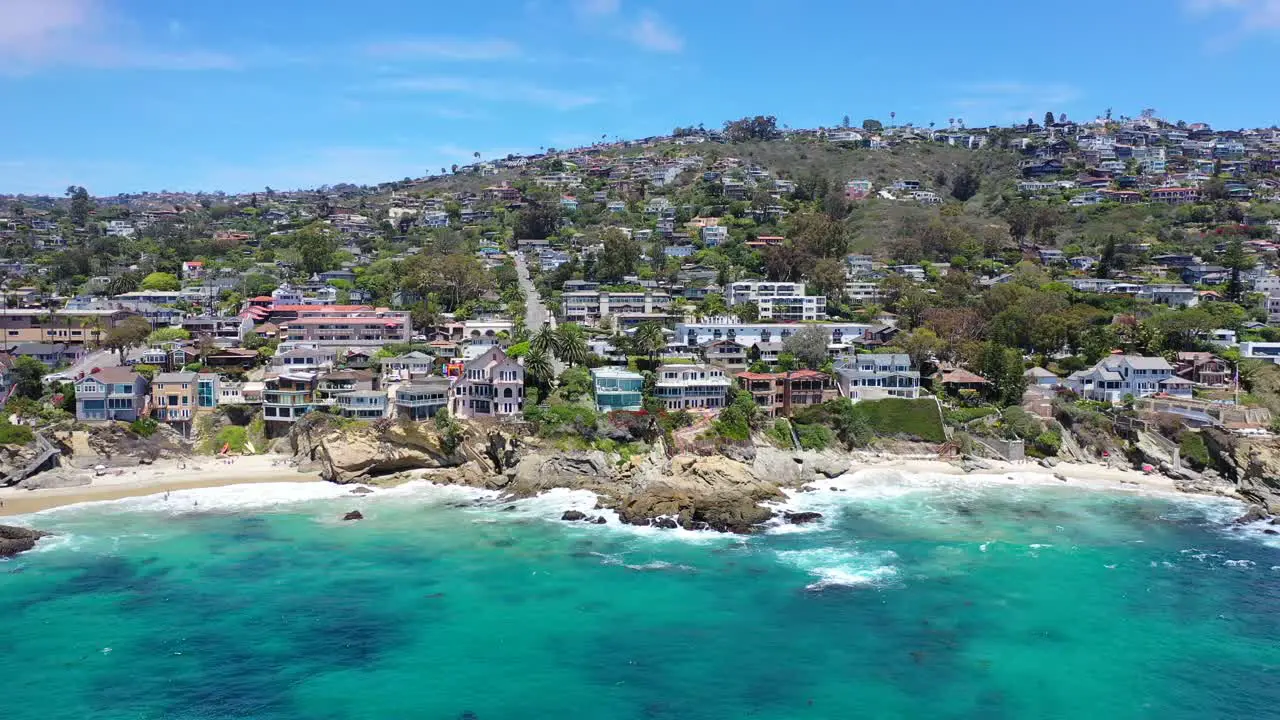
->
[832,354,921,402]
[735,370,834,418]
[654,363,732,410]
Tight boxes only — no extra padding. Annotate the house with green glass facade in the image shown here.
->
[591,367,644,412]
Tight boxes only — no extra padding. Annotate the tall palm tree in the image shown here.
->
[523,347,554,395]
[634,322,665,366]
[531,324,557,356]
[554,323,589,367]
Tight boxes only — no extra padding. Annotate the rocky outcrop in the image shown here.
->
[286,417,466,483]
[1202,429,1280,515]
[0,525,48,557]
[342,510,364,521]
[282,419,845,534]
[784,511,823,524]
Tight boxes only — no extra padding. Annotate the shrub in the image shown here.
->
[129,417,159,437]
[1180,432,1211,470]
[0,422,34,446]
[1033,431,1061,456]
[433,410,464,454]
[214,426,249,454]
[946,407,998,426]
[795,423,834,450]
[765,419,793,448]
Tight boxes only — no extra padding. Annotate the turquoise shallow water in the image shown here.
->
[2,471,1279,720]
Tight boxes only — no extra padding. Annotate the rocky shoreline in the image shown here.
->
[0,525,48,558]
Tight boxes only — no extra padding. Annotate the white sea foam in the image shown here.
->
[776,547,899,590]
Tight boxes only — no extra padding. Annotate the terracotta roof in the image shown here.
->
[940,369,987,384]
[735,371,778,381]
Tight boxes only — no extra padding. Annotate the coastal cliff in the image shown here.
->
[280,417,852,533]
[1201,429,1280,514]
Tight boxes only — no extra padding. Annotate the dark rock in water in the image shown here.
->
[350,486,374,495]
[342,511,364,521]
[1270,517,1280,526]
[460,712,478,720]
[784,511,824,525]
[1264,529,1278,536]
[1234,504,1270,525]
[652,517,679,530]
[560,510,588,521]
[591,516,607,525]
[502,505,517,512]
[0,525,48,558]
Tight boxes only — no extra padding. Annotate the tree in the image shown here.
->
[899,327,941,369]
[1096,236,1117,278]
[596,228,641,281]
[841,115,851,128]
[140,271,180,291]
[10,356,46,400]
[632,322,666,366]
[1222,237,1255,302]
[861,119,883,132]
[950,165,981,202]
[553,323,590,367]
[976,341,1027,406]
[730,302,759,322]
[147,327,190,345]
[523,347,555,394]
[292,223,339,275]
[531,324,558,356]
[513,202,560,240]
[1045,111,1055,128]
[783,326,829,370]
[66,186,93,227]
[722,115,780,142]
[810,257,848,303]
[104,315,153,365]
[556,366,593,402]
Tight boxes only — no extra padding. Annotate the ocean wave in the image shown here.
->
[775,547,899,591]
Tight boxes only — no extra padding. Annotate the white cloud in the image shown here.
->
[629,14,683,53]
[1184,0,1280,48]
[365,38,522,61]
[380,76,599,110]
[0,0,238,73]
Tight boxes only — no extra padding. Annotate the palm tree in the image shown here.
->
[523,347,554,395]
[531,324,557,356]
[554,323,589,367]
[633,322,665,367]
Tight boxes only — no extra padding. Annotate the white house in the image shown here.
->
[832,354,920,402]
[1065,355,1193,404]
[653,364,732,410]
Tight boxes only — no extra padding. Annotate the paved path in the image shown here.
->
[514,252,565,375]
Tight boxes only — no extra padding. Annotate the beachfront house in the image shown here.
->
[394,379,451,420]
[1065,355,1193,404]
[591,367,644,412]
[451,346,524,419]
[75,367,149,423]
[832,354,921,402]
[654,363,732,410]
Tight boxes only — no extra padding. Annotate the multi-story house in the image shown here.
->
[271,344,338,372]
[1064,355,1193,403]
[560,291,673,327]
[315,369,376,404]
[1174,352,1230,387]
[844,282,882,305]
[1150,187,1199,205]
[735,370,834,418]
[380,351,435,381]
[262,372,317,435]
[7,342,83,368]
[1137,284,1199,308]
[701,225,728,247]
[335,390,388,420]
[701,339,749,371]
[832,354,921,402]
[654,364,732,410]
[394,379,451,420]
[75,367,149,422]
[151,371,198,435]
[451,346,524,419]
[590,367,644,412]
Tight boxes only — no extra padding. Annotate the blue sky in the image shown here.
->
[1,0,1278,195]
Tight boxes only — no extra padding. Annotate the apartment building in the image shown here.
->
[654,363,732,410]
[590,367,644,412]
[451,346,524,419]
[335,390,388,420]
[75,367,150,422]
[561,291,673,327]
[734,370,834,418]
[726,280,826,321]
[832,354,922,402]
[279,309,411,346]
[676,319,872,348]
[181,315,254,345]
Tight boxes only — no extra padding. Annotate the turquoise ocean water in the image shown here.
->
[2,470,1278,720]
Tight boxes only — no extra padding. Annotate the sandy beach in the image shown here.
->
[0,454,323,517]
[0,448,1214,520]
